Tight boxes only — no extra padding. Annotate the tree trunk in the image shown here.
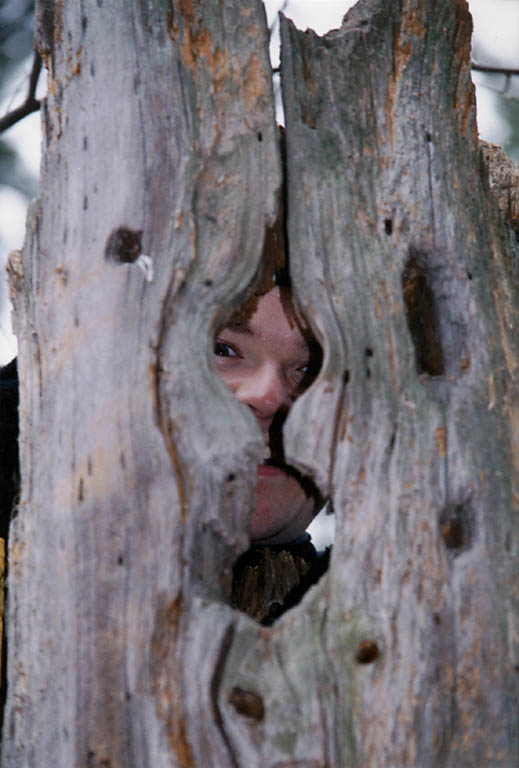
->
[3,0,517,766]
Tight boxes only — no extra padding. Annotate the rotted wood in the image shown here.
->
[480,140,519,229]
[279,0,518,765]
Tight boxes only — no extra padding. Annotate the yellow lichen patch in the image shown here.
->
[242,54,267,112]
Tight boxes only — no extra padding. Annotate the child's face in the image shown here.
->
[214,287,319,544]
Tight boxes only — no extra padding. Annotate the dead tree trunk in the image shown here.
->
[2,0,517,766]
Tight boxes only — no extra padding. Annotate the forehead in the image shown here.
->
[226,287,308,350]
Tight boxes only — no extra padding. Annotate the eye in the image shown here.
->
[295,362,309,380]
[214,340,239,358]
[287,361,309,389]
[290,344,323,392]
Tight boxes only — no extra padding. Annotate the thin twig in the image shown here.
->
[268,0,289,39]
[0,51,42,135]
[471,62,519,76]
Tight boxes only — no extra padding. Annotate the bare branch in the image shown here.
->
[471,62,519,76]
[0,52,42,135]
[267,0,289,40]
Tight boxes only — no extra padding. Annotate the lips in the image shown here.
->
[257,463,287,478]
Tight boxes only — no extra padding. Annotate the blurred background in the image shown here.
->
[1,0,518,368]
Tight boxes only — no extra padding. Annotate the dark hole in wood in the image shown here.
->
[467,271,472,280]
[384,218,393,235]
[227,473,235,482]
[433,613,441,625]
[439,501,473,553]
[440,519,464,549]
[104,227,142,264]
[343,369,350,385]
[365,347,373,357]
[355,640,380,664]
[228,687,265,721]
[257,131,263,142]
[117,555,124,565]
[426,132,432,142]
[402,252,445,376]
[204,279,213,287]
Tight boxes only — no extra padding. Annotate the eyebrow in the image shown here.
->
[223,319,254,336]
[220,320,311,352]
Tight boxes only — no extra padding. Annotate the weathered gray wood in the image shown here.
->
[280,0,518,765]
[4,1,279,765]
[3,0,517,766]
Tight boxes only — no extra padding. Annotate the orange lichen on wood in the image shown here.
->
[386,326,397,392]
[434,426,447,457]
[150,595,196,768]
[242,54,267,112]
[386,6,415,148]
[181,25,212,76]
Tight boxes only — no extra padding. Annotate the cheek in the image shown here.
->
[215,366,239,394]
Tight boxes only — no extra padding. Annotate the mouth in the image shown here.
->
[257,459,289,478]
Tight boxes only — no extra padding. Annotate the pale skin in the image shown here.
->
[214,286,319,545]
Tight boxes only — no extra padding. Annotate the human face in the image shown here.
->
[214,287,319,544]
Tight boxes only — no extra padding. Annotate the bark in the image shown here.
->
[2,0,518,767]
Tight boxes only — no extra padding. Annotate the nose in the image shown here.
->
[235,363,291,430]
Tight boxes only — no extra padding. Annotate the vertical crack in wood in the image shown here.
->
[152,282,188,521]
[209,621,238,768]
[426,132,437,248]
[328,370,349,498]
[402,250,445,377]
